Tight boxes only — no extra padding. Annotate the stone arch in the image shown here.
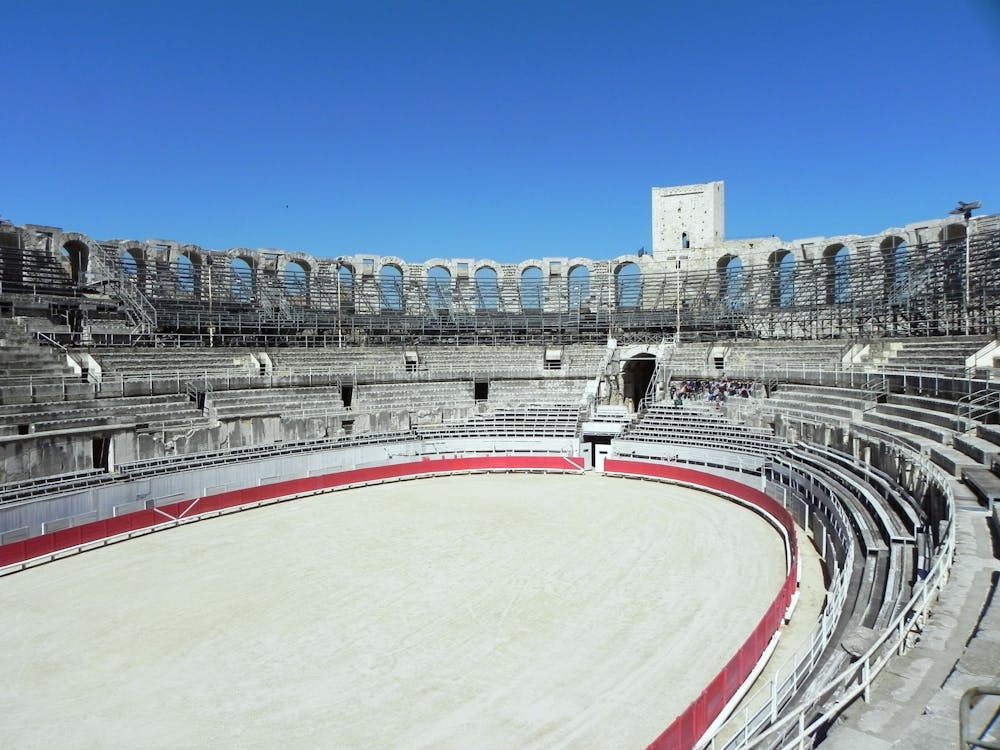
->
[474,265,499,311]
[284,260,309,298]
[328,259,354,314]
[519,265,543,311]
[120,248,140,277]
[567,264,590,310]
[379,263,404,311]
[621,351,657,412]
[880,236,908,303]
[230,255,255,302]
[823,243,851,304]
[717,254,744,309]
[176,252,197,294]
[614,261,642,308]
[58,233,95,283]
[939,224,967,300]
[768,249,795,308]
[427,265,451,311]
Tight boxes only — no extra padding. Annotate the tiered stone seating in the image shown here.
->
[663,343,712,377]
[417,345,545,378]
[562,344,607,376]
[582,405,633,437]
[773,434,936,648]
[91,347,262,396]
[353,381,475,418]
[0,317,92,404]
[207,386,346,419]
[0,394,209,437]
[873,336,992,376]
[488,379,589,406]
[616,401,781,457]
[266,347,402,380]
[963,424,1000,508]
[414,406,580,439]
[724,340,848,374]
[861,393,999,478]
[770,453,886,625]
[0,243,78,302]
[763,384,873,423]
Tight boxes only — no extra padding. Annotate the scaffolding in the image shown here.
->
[3,225,999,345]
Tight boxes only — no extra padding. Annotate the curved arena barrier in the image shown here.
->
[3,452,798,750]
[602,459,799,750]
[0,455,585,570]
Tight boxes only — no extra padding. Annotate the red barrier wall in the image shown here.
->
[0,456,584,568]
[602,459,798,750]
[1,454,794,750]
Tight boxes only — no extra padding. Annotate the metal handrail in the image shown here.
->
[958,389,1000,428]
[960,685,1000,750]
[32,331,68,353]
[707,465,856,749]
[710,437,956,748]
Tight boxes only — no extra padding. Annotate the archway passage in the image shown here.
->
[61,240,89,283]
[622,353,656,410]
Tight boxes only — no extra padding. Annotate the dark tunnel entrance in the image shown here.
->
[622,353,656,411]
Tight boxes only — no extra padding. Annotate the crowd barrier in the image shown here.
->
[603,459,799,750]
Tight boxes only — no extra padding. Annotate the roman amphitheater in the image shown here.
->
[1,182,997,749]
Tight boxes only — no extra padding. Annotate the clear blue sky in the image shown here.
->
[3,0,998,263]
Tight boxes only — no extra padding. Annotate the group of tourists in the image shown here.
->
[669,378,754,404]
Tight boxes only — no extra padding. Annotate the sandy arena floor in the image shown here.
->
[0,473,791,749]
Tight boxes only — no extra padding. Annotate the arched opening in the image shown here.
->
[231,258,253,301]
[120,250,139,277]
[681,232,690,250]
[474,267,499,311]
[60,240,89,283]
[285,261,308,297]
[940,224,967,300]
[334,261,354,313]
[615,262,641,308]
[768,250,795,308]
[520,266,543,311]
[427,266,451,311]
[568,265,590,310]
[718,255,743,309]
[379,265,404,311]
[622,353,657,411]
[880,236,908,303]
[823,244,851,304]
[177,254,195,293]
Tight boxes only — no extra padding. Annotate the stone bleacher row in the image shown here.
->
[662,336,995,382]
[768,443,923,660]
[872,336,992,377]
[0,393,209,437]
[763,383,1000,495]
[89,343,608,381]
[616,401,783,457]
[414,406,581,440]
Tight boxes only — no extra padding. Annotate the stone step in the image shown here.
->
[953,433,1000,464]
[864,411,953,445]
[879,401,972,431]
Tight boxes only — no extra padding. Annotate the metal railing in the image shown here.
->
[707,434,956,748]
[960,685,1000,750]
[958,389,1000,428]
